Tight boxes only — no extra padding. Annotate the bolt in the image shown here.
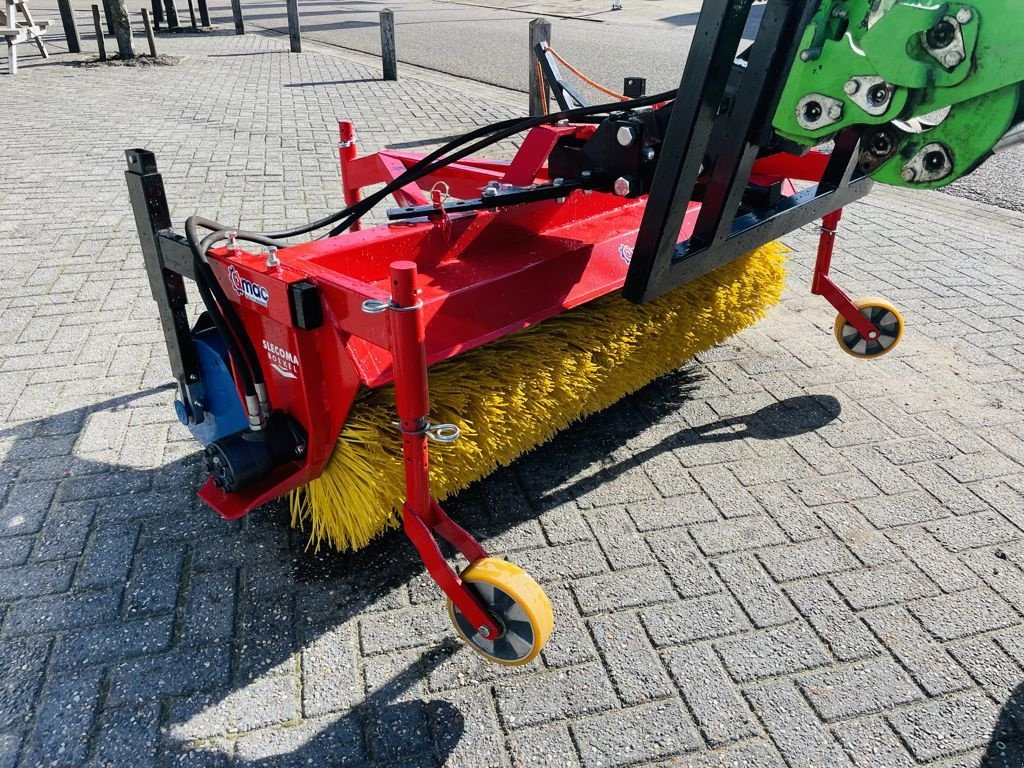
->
[901,167,918,182]
[802,101,823,124]
[924,149,949,173]
[188,373,199,383]
[477,625,490,638]
[868,130,894,158]
[266,245,280,268]
[828,104,843,121]
[193,400,204,410]
[556,197,566,204]
[926,19,956,50]
[616,126,636,147]
[641,147,656,162]
[552,177,564,186]
[956,8,972,24]
[483,182,499,198]
[942,50,963,68]
[613,176,633,197]
[226,232,237,251]
[295,444,306,456]
[830,7,848,18]
[800,50,812,62]
[844,79,859,95]
[868,85,889,107]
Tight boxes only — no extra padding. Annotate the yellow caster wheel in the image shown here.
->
[447,557,553,666]
[834,297,904,359]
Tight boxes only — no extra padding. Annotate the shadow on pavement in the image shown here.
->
[3,359,820,764]
[981,683,1024,767]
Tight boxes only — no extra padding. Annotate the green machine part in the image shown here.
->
[773,0,1024,189]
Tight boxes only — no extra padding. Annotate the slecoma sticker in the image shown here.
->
[228,266,270,307]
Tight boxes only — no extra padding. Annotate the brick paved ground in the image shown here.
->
[2,30,1024,768]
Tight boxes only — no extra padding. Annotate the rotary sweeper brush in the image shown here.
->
[128,0,1024,663]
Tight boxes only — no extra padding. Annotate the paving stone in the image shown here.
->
[31,499,96,561]
[713,553,795,628]
[757,537,859,582]
[572,566,675,616]
[494,664,618,729]
[21,668,104,768]
[749,483,826,543]
[0,731,20,768]
[585,507,651,570]
[2,587,121,636]
[640,594,751,648]
[663,644,760,747]
[909,587,1020,640]
[690,465,763,518]
[74,522,138,589]
[667,739,785,767]
[905,462,989,514]
[589,612,674,706]
[507,723,580,767]
[862,606,973,696]
[540,585,600,668]
[855,491,950,528]
[232,715,366,766]
[646,528,721,599]
[0,536,32,568]
[430,686,508,768]
[941,452,1022,483]
[790,471,879,507]
[744,681,854,767]
[359,604,450,656]
[926,511,1021,552]
[887,526,982,593]
[107,645,232,706]
[797,657,923,722]
[0,636,50,730]
[833,717,915,768]
[509,541,608,583]
[0,559,74,600]
[785,580,881,662]
[51,615,175,670]
[169,674,299,740]
[716,622,831,682]
[182,569,237,645]
[626,494,719,531]
[90,703,161,768]
[815,504,903,566]
[689,515,787,557]
[948,637,1024,702]
[888,691,1000,762]
[0,481,56,536]
[570,700,701,767]
[831,562,940,610]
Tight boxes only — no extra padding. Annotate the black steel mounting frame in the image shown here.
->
[624,0,873,304]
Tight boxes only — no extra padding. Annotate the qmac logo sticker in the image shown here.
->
[228,266,270,307]
[618,244,634,265]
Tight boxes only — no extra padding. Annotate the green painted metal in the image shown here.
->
[773,0,1024,189]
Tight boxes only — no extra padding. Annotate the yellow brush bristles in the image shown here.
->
[290,243,787,551]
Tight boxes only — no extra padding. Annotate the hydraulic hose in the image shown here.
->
[269,88,676,240]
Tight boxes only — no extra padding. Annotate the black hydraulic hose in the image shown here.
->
[270,89,676,240]
[185,217,264,394]
[325,89,677,237]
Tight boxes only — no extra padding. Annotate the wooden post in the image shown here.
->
[162,0,179,28]
[230,0,243,34]
[57,0,82,53]
[141,7,156,55]
[196,0,208,27]
[185,0,196,29]
[379,8,396,81]
[91,4,106,60]
[150,0,163,29]
[102,0,115,34]
[286,0,300,52]
[528,18,551,116]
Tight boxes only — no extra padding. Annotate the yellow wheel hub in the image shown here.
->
[834,296,904,359]
[447,557,553,666]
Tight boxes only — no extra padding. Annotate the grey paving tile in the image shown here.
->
[570,700,701,768]
[589,612,674,706]
[797,657,923,722]
[716,622,831,682]
[888,691,1000,762]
